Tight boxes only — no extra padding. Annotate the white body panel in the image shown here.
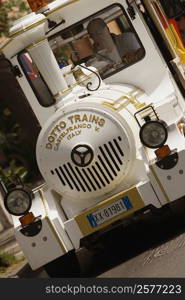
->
[151,148,185,201]
[15,218,65,270]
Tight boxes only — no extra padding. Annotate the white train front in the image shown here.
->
[1,0,185,277]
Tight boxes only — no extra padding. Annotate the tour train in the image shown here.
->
[1,0,185,277]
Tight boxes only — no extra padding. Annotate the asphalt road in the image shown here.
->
[18,198,185,278]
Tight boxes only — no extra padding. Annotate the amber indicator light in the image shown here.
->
[19,212,35,227]
[155,145,171,160]
[27,0,48,12]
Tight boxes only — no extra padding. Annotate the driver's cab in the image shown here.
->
[2,0,184,129]
[49,5,144,78]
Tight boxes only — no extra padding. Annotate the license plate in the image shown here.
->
[87,196,133,228]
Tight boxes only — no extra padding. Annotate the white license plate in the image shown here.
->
[87,196,133,228]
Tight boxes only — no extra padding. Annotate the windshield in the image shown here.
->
[49,4,145,79]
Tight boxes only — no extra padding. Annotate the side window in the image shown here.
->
[49,4,145,79]
[18,52,55,107]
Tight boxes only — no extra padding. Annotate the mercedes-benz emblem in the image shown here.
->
[71,144,94,167]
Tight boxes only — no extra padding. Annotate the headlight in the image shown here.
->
[139,120,168,149]
[4,186,33,216]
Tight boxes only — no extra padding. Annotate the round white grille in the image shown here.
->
[36,102,136,200]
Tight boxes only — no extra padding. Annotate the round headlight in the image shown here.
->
[4,186,33,216]
[139,120,168,149]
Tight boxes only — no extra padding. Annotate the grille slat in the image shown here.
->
[59,166,74,190]
[95,162,110,184]
[75,167,92,192]
[82,169,97,191]
[98,154,114,181]
[92,166,106,187]
[113,138,124,156]
[103,143,120,171]
[87,168,101,189]
[108,141,122,165]
[99,146,117,176]
[54,168,66,186]
[63,164,80,191]
[68,163,86,192]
